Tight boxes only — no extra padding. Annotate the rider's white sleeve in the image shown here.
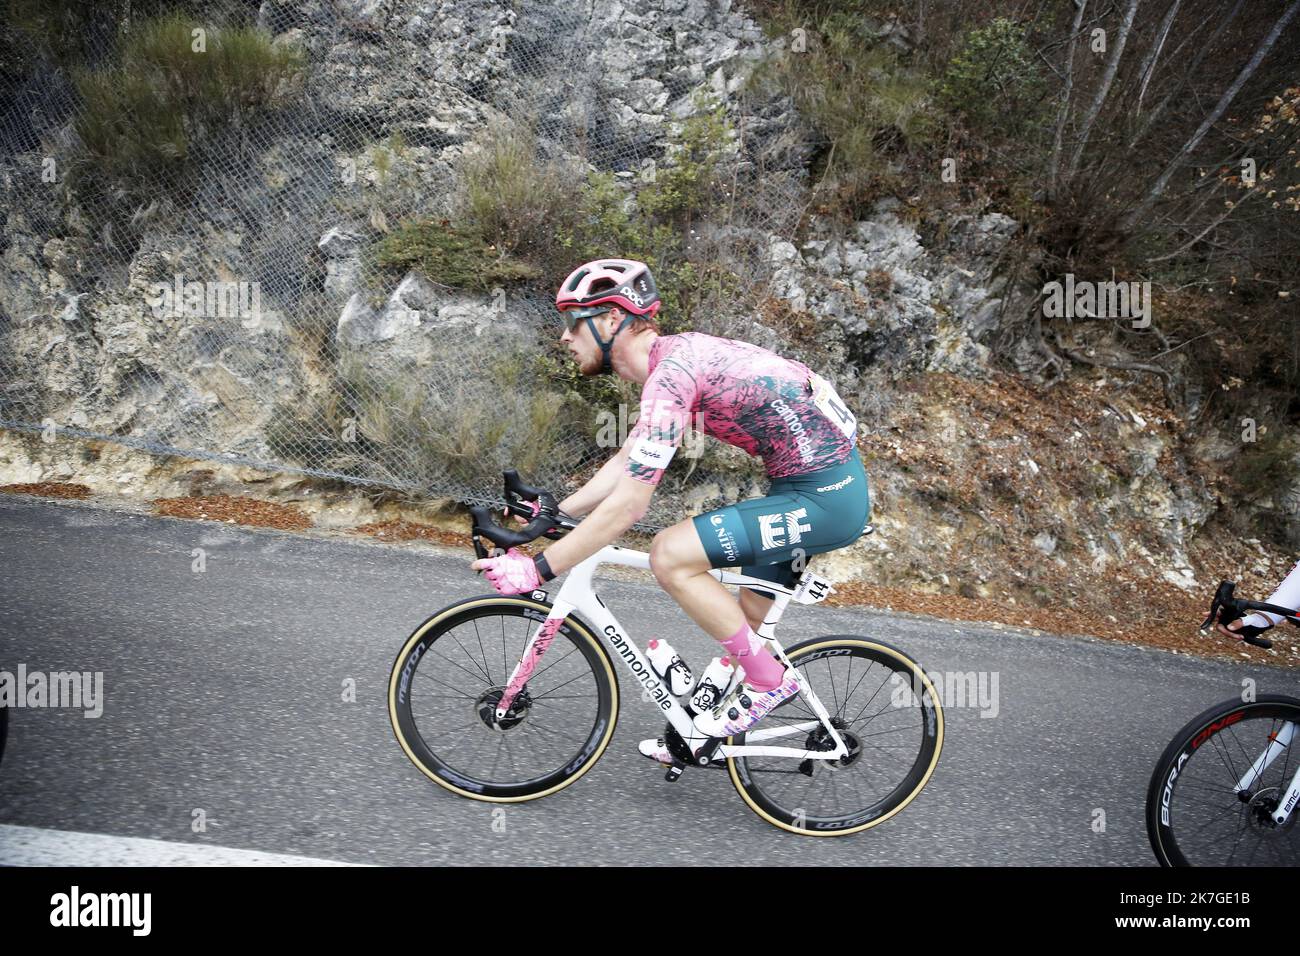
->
[1243,558,1300,628]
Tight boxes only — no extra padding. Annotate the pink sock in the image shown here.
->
[719,623,786,691]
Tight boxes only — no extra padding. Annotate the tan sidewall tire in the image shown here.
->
[388,596,619,803]
[728,638,944,836]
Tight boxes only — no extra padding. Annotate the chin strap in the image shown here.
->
[585,314,636,374]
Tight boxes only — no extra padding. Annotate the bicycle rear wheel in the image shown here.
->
[1146,694,1300,866]
[728,636,943,836]
[389,595,618,802]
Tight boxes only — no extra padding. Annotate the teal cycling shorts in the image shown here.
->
[691,447,870,597]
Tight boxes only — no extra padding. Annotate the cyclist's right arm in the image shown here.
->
[559,433,635,518]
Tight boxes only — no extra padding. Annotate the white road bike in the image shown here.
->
[1146,580,1300,865]
[389,471,943,836]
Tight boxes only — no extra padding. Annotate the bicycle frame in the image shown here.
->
[493,543,851,763]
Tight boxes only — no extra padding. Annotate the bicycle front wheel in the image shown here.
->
[728,636,944,836]
[1146,694,1300,866]
[389,595,619,802]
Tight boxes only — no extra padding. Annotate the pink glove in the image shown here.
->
[473,547,542,595]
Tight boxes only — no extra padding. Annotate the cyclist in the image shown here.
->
[471,258,871,759]
[1215,558,1300,640]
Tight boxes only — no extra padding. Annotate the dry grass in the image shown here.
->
[153,494,311,531]
[0,482,92,499]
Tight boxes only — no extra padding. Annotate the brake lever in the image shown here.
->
[1199,580,1276,649]
[504,469,559,521]
[1198,580,1235,637]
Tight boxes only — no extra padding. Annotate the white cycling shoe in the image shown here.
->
[692,667,801,739]
[637,737,675,765]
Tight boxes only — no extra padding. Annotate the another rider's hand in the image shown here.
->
[471,547,541,595]
[1214,617,1272,642]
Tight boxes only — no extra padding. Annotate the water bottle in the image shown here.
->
[646,639,694,697]
[687,656,737,717]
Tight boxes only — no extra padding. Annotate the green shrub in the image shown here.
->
[4,0,214,67]
[317,350,587,491]
[72,12,303,199]
[459,120,587,277]
[938,18,1048,140]
[370,219,541,290]
[1235,433,1299,504]
[638,94,731,228]
[749,9,938,215]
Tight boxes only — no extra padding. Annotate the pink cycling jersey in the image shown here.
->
[624,332,856,486]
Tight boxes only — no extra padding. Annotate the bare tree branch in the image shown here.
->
[1064,0,1142,185]
[1121,0,1299,232]
[1053,327,1173,395]
[1127,0,1246,150]
[1132,0,1182,116]
[1049,0,1089,197]
[1145,188,1260,262]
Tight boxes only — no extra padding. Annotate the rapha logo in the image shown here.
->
[758,509,811,551]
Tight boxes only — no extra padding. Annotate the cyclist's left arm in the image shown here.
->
[538,475,655,575]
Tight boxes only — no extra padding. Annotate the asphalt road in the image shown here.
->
[1,492,1297,865]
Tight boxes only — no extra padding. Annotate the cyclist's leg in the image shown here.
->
[650,509,806,691]
[738,581,778,631]
[728,447,871,582]
[676,449,870,688]
[732,446,871,615]
[648,521,748,642]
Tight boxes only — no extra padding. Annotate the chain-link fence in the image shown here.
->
[0,1,820,527]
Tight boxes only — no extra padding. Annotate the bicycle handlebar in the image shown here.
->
[468,470,577,563]
[1200,580,1300,650]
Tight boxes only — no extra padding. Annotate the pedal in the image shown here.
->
[664,762,685,783]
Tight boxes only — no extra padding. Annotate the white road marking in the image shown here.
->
[0,824,369,866]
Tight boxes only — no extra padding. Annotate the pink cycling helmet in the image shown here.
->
[555,258,661,318]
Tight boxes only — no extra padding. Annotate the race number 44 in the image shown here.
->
[809,374,857,439]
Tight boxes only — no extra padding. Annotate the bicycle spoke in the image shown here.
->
[824,656,840,720]
[467,619,495,685]
[414,667,482,700]
[429,642,497,688]
[529,668,593,701]
[441,626,493,686]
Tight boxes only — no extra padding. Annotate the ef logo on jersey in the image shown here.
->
[758,508,811,551]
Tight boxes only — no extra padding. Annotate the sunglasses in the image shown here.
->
[560,306,612,332]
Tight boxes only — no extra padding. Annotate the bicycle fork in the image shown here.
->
[1234,720,1300,826]
[494,611,566,721]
